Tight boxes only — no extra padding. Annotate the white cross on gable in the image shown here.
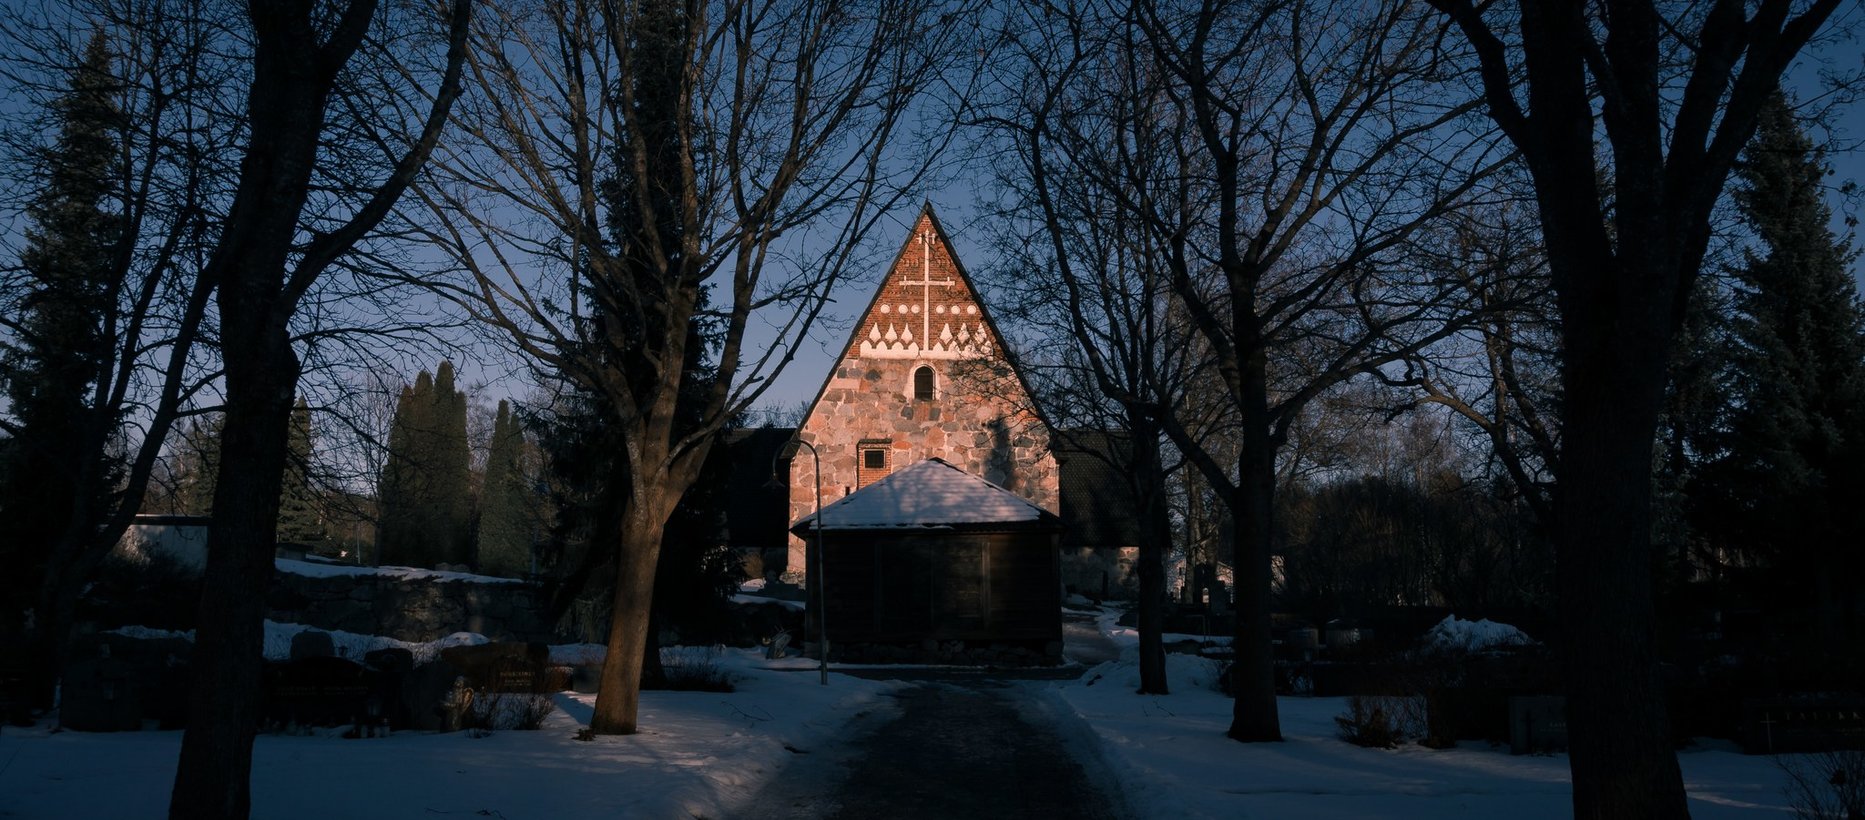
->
[900,227,953,349]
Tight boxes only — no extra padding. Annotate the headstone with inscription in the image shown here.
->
[1741,698,1865,754]
[438,642,552,694]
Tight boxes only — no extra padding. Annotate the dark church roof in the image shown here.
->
[1055,431,1144,547]
[792,458,1061,534]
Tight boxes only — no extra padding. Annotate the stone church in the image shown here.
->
[731,205,1139,601]
[783,206,1059,580]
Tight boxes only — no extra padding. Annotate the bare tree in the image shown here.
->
[412,0,978,734]
[988,0,1509,741]
[168,2,471,817]
[1427,1,1851,815]
[1393,202,1558,524]
[981,53,1221,693]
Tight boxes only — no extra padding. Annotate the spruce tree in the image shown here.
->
[1699,92,1865,659]
[0,34,125,629]
[275,397,326,548]
[375,363,472,568]
[475,400,531,577]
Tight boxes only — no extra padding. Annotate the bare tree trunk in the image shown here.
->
[1554,265,1686,819]
[169,326,298,819]
[165,2,469,813]
[592,501,666,734]
[169,15,326,809]
[1131,416,1169,694]
[1229,360,1281,741]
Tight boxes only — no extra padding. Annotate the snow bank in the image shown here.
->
[1421,615,1536,654]
[107,621,496,665]
[0,647,900,820]
[274,558,525,585]
[1046,612,1794,819]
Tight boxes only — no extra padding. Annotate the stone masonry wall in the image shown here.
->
[785,210,1059,580]
[267,570,556,644]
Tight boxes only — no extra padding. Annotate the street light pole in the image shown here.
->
[796,439,829,685]
[775,437,829,685]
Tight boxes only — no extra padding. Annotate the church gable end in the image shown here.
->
[782,206,1059,581]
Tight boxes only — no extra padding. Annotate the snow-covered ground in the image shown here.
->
[274,557,525,584]
[1057,610,1806,820]
[0,649,896,819]
[0,609,1819,819]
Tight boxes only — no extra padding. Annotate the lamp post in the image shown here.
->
[775,437,829,685]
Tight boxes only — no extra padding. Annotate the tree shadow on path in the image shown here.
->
[738,683,1129,820]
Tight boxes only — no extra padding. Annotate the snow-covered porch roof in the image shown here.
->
[790,458,1061,534]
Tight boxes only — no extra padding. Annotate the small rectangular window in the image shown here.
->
[857,440,891,489]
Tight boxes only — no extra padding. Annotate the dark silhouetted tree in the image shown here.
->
[0,30,124,573]
[169,3,471,816]
[0,32,125,694]
[377,364,472,568]
[1431,1,1847,815]
[1697,92,1865,662]
[475,399,533,577]
[275,397,326,547]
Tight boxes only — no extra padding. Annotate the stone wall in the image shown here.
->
[267,569,557,644]
[786,210,1059,580]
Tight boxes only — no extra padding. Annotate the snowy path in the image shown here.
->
[739,681,1129,820]
[737,617,1130,819]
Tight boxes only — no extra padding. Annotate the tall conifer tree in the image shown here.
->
[375,378,424,565]
[429,361,472,566]
[275,398,325,547]
[475,400,530,577]
[376,364,471,567]
[1698,92,1865,655]
[0,33,125,631]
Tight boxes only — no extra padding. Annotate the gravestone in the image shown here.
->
[1509,695,1568,754]
[363,648,415,730]
[439,642,553,694]
[263,656,371,728]
[1741,698,1865,754]
[406,658,466,731]
[60,643,141,732]
[290,630,336,661]
[570,665,601,695]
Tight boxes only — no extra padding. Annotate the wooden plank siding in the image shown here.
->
[812,531,1061,644]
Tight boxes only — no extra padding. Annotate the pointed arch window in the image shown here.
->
[913,365,936,401]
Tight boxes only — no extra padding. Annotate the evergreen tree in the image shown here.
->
[475,400,532,577]
[1697,92,1865,661]
[276,397,326,547]
[375,378,424,565]
[0,34,125,629]
[376,364,472,567]
[430,362,473,566]
[171,414,223,517]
